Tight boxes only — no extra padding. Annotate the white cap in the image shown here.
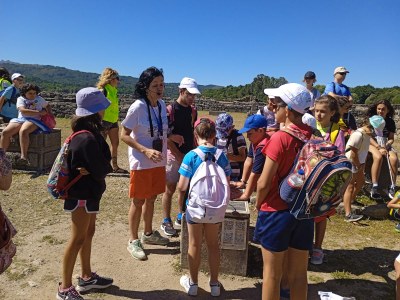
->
[179,77,201,94]
[264,83,312,114]
[11,73,24,81]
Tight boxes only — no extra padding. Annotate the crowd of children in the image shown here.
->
[0,65,399,299]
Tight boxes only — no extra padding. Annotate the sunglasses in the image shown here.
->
[338,72,347,76]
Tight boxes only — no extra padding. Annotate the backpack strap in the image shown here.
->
[193,147,222,162]
[281,128,308,143]
[65,130,91,143]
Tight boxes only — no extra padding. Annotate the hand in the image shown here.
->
[77,167,90,175]
[385,141,392,150]
[169,134,184,147]
[230,181,245,189]
[144,148,163,163]
[379,148,388,156]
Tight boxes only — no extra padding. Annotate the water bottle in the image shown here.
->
[288,169,305,188]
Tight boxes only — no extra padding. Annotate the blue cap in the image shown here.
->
[238,114,269,134]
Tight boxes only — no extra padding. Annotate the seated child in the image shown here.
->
[387,190,400,232]
[0,83,53,165]
[177,117,231,297]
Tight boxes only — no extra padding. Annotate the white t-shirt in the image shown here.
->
[16,96,48,120]
[345,129,371,164]
[121,98,168,170]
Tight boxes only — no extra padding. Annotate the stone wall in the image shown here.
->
[42,92,400,137]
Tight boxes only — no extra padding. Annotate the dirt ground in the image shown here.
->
[0,173,399,300]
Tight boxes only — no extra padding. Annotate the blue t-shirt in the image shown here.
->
[179,145,231,180]
[324,82,351,97]
[0,86,19,118]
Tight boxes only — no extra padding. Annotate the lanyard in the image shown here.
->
[145,98,163,137]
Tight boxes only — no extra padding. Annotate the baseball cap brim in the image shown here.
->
[186,87,201,95]
[238,127,252,134]
[264,87,290,104]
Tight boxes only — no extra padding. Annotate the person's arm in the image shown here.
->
[120,126,162,162]
[18,106,46,117]
[255,157,279,210]
[177,175,190,194]
[387,194,400,209]
[227,146,247,162]
[167,137,184,161]
[386,131,395,149]
[348,146,361,169]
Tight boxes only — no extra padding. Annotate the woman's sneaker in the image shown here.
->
[160,219,177,236]
[210,281,221,297]
[174,213,182,229]
[127,239,147,260]
[370,186,381,200]
[180,275,198,296]
[344,213,363,222]
[141,230,169,245]
[310,248,324,265]
[76,272,113,292]
[57,284,84,300]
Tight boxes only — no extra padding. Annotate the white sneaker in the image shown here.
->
[127,239,147,260]
[210,281,221,297]
[180,275,198,296]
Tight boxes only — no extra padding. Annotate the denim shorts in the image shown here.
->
[254,210,314,252]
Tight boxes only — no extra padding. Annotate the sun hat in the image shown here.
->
[11,73,24,81]
[333,66,349,75]
[238,114,269,134]
[304,71,316,79]
[75,87,111,117]
[179,77,201,94]
[215,113,234,139]
[263,83,312,114]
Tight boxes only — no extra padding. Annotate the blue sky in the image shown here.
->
[2,0,399,88]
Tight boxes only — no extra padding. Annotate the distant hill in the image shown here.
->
[0,60,222,98]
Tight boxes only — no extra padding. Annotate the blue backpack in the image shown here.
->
[279,129,352,220]
[0,86,18,118]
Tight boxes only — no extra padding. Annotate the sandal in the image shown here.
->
[112,167,129,174]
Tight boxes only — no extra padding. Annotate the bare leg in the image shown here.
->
[389,150,398,185]
[204,223,221,283]
[314,219,327,249]
[395,256,400,300]
[142,196,156,234]
[261,247,286,300]
[128,199,144,240]
[19,121,37,159]
[79,213,97,278]
[61,207,91,289]
[369,146,383,185]
[161,182,176,220]
[108,127,121,170]
[0,123,22,151]
[187,223,203,284]
[287,247,309,300]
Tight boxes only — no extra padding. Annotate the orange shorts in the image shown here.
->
[129,167,166,199]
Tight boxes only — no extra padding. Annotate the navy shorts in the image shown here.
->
[102,120,119,131]
[254,210,314,252]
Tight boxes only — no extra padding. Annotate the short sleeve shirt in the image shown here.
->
[179,145,231,179]
[345,129,371,164]
[324,82,352,97]
[121,98,168,170]
[383,117,396,138]
[16,96,48,119]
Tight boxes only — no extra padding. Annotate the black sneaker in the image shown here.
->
[57,284,84,300]
[161,221,177,236]
[370,186,381,200]
[76,272,113,292]
[344,213,363,222]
